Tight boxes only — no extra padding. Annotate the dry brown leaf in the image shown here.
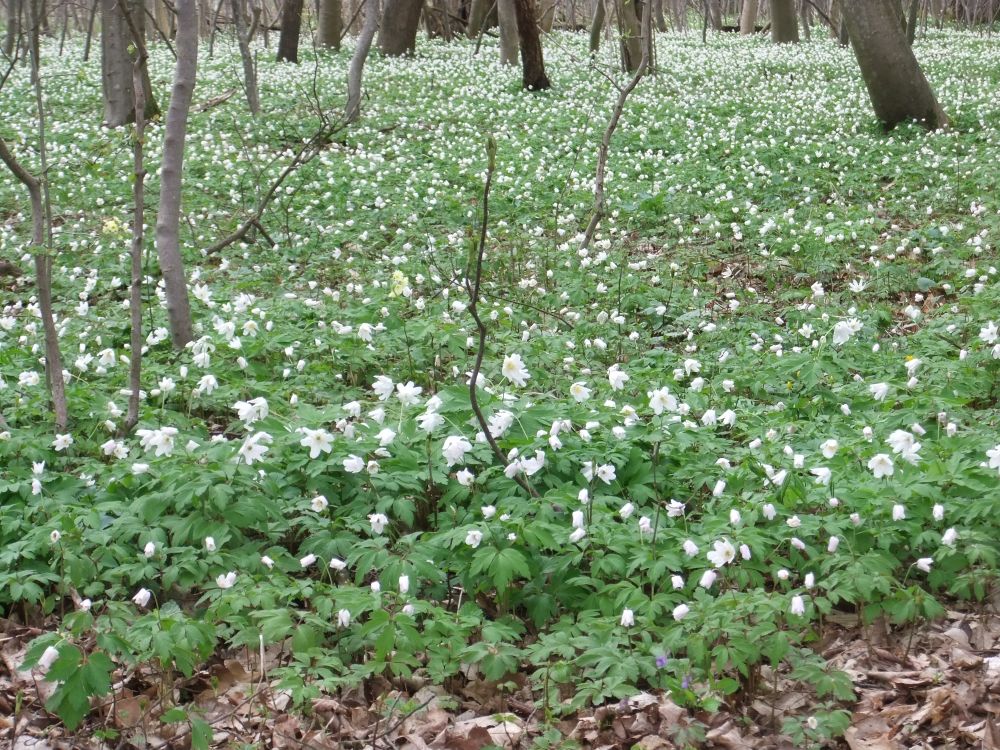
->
[657,696,685,726]
[984,718,1000,749]
[635,734,672,750]
[705,719,752,749]
[844,726,905,750]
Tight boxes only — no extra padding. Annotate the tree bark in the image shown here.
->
[276,0,303,61]
[231,0,260,113]
[538,0,555,29]
[799,0,811,38]
[828,0,842,37]
[345,0,379,122]
[842,0,948,129]
[3,0,18,56]
[905,0,919,43]
[588,0,603,52]
[652,0,666,30]
[739,0,758,32]
[513,0,549,89]
[770,0,799,42]
[318,0,342,48]
[619,0,642,71]
[467,0,489,36]
[498,0,518,63]
[377,0,421,55]
[707,0,721,27]
[155,0,196,350]
[101,0,159,127]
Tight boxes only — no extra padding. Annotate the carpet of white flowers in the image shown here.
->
[1,25,1000,746]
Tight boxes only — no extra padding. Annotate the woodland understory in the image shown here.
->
[0,22,1000,750]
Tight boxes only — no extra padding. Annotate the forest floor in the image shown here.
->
[1,25,1000,750]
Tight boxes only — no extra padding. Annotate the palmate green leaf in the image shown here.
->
[470,546,531,591]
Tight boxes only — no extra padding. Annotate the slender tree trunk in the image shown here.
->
[232,0,261,113]
[799,0,810,38]
[828,0,841,37]
[842,0,948,129]
[83,0,98,60]
[101,0,159,126]
[498,0,518,63]
[770,0,799,41]
[588,0,603,51]
[276,0,303,61]
[538,0,555,29]
[318,0,342,47]
[377,0,421,55]
[707,0,721,27]
[652,0,666,29]
[345,0,378,122]
[155,0,196,350]
[513,0,549,89]
[740,0,758,32]
[619,0,642,71]
[467,0,488,35]
[3,0,18,57]
[906,0,919,42]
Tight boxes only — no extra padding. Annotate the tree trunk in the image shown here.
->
[707,0,721,27]
[276,0,303,61]
[318,0,342,48]
[619,0,642,71]
[828,0,841,37]
[345,0,379,122]
[513,0,549,89]
[842,0,948,129]
[588,0,603,52]
[232,0,260,112]
[905,0,919,42]
[770,0,799,41]
[498,0,519,63]
[739,0,758,32]
[799,0,810,38]
[378,0,422,55]
[156,0,196,350]
[539,0,555,29]
[652,0,666,30]
[467,0,488,36]
[3,0,19,56]
[101,0,159,126]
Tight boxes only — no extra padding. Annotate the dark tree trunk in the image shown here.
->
[155,0,197,350]
[588,0,603,52]
[3,0,19,56]
[467,0,488,36]
[318,0,342,48]
[619,0,642,71]
[498,0,519,63]
[707,0,721,27]
[276,0,303,61]
[378,0,422,55]
[101,0,159,127]
[513,0,549,89]
[842,0,948,129]
[905,0,919,43]
[770,0,799,42]
[740,0,758,33]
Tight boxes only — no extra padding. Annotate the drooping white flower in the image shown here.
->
[672,603,690,621]
[369,513,388,534]
[790,595,805,616]
[608,364,629,391]
[465,529,483,548]
[942,528,957,546]
[620,608,635,627]
[343,455,365,473]
[442,435,473,467]
[132,588,152,607]
[868,453,894,479]
[37,646,60,676]
[869,383,889,402]
[916,557,933,573]
[820,439,839,459]
[233,397,268,426]
[698,570,717,589]
[337,609,351,628]
[216,571,237,589]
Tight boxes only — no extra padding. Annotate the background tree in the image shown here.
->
[467,0,489,38]
[346,0,379,122]
[740,0,758,34]
[498,0,519,64]
[101,0,158,126]
[3,0,18,56]
[842,0,948,130]
[588,0,603,53]
[619,0,642,72]
[155,0,198,349]
[276,0,303,61]
[231,0,260,113]
[513,0,549,90]
[378,0,422,56]
[318,0,342,49]
[771,0,799,42]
